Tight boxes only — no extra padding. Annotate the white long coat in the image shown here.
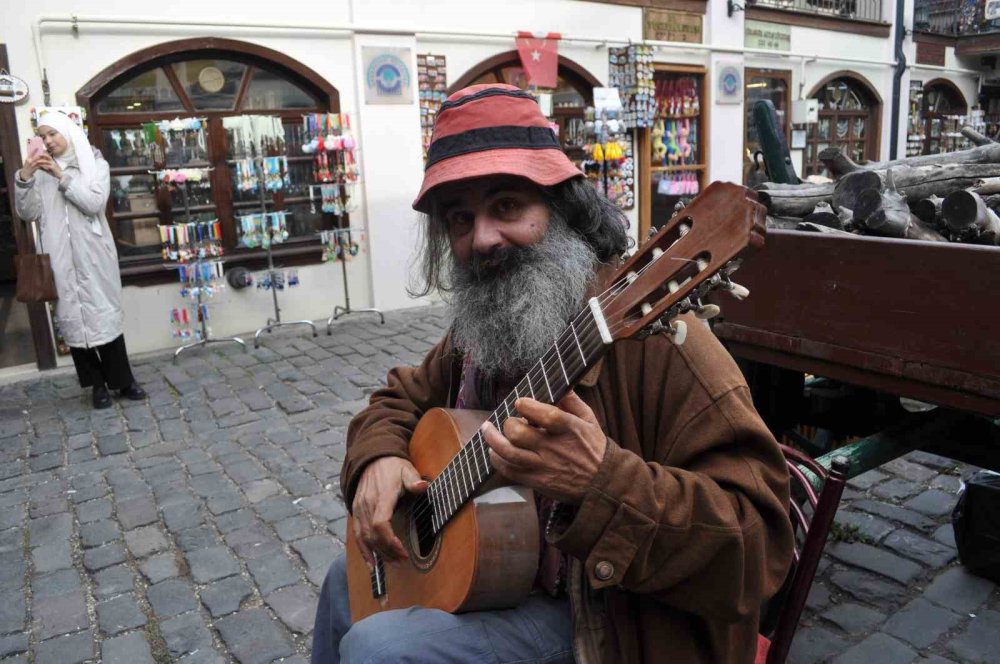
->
[14,148,124,348]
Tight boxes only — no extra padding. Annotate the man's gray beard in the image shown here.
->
[448,217,598,380]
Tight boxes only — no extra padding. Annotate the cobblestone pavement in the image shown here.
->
[0,305,996,663]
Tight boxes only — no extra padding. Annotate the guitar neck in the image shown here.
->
[426,304,611,534]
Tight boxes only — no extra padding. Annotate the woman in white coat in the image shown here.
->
[15,111,146,409]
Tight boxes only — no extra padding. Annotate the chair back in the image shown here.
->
[764,446,850,664]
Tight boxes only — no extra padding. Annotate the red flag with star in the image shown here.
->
[515,31,561,88]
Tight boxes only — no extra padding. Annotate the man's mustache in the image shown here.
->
[465,246,536,280]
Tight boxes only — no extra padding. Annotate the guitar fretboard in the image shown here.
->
[426,309,609,534]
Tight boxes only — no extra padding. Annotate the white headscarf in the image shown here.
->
[37,111,103,235]
[36,111,96,189]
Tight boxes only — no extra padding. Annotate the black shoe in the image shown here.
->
[92,385,112,410]
[119,381,147,401]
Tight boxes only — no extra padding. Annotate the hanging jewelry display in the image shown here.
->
[609,46,656,130]
[153,166,246,360]
[578,107,635,210]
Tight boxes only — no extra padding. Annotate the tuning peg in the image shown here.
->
[668,320,688,346]
[726,282,750,300]
[695,304,720,320]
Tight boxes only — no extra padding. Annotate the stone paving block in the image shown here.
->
[33,543,73,573]
[33,629,95,664]
[299,494,346,521]
[829,569,907,606]
[0,591,26,633]
[905,489,957,518]
[162,501,205,533]
[930,474,962,493]
[882,457,939,483]
[830,633,917,664]
[160,610,215,659]
[116,494,159,530]
[275,516,315,542]
[292,535,342,583]
[97,593,147,635]
[947,610,1000,663]
[214,508,259,534]
[243,479,281,504]
[225,460,268,485]
[33,591,89,639]
[806,583,831,612]
[883,529,956,568]
[29,452,63,472]
[0,632,29,658]
[186,546,240,583]
[0,503,24,530]
[932,524,957,549]
[76,496,113,524]
[207,491,244,515]
[265,583,317,634]
[852,499,937,532]
[215,608,295,664]
[833,510,895,543]
[124,525,170,558]
[139,551,180,584]
[906,451,957,472]
[787,626,850,664]
[871,478,923,502]
[176,525,218,552]
[79,518,120,548]
[255,495,299,523]
[97,433,129,456]
[201,574,255,617]
[93,564,134,600]
[828,541,924,585]
[101,631,155,664]
[28,513,73,549]
[146,578,198,619]
[925,567,996,614]
[32,568,82,599]
[246,550,301,595]
[883,597,961,649]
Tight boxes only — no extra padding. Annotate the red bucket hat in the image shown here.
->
[412,83,583,212]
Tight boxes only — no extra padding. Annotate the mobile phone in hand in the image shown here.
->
[27,136,46,159]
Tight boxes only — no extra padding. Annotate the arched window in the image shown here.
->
[805,73,882,178]
[449,51,599,160]
[77,38,340,280]
[922,80,968,155]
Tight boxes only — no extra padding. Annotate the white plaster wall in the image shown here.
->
[0,0,989,359]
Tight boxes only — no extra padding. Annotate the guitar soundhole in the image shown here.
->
[407,494,440,567]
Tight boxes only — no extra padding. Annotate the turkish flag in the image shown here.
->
[515,31,561,89]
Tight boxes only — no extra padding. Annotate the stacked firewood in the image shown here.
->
[757,129,1000,246]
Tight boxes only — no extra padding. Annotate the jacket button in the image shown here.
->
[594,561,614,581]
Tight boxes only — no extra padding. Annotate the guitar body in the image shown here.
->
[346,408,540,623]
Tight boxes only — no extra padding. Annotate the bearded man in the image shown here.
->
[311,84,793,664]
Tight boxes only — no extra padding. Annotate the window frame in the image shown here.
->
[77,38,341,285]
[803,72,882,179]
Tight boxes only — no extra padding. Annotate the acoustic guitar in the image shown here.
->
[347,181,767,621]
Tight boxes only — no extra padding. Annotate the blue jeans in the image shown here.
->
[311,554,575,664]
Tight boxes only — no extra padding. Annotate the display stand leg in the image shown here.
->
[326,224,383,334]
[252,229,318,349]
[171,182,245,362]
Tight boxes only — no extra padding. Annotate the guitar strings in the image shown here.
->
[407,252,685,534]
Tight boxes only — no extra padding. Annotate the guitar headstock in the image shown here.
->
[600,182,766,343]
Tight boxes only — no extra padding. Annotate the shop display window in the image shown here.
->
[744,69,791,186]
[918,81,971,155]
[84,46,340,276]
[804,76,880,178]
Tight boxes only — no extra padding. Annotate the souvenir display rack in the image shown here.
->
[154,168,246,361]
[321,225,384,330]
[239,150,318,349]
[578,106,635,210]
[638,64,708,240]
[418,54,448,160]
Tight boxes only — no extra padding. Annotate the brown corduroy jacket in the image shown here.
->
[340,314,794,664]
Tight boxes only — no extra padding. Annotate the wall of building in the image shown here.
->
[0,0,986,362]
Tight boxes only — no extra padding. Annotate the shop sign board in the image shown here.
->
[362,47,414,105]
[643,9,703,44]
[745,20,791,52]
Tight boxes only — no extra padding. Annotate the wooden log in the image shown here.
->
[971,177,1000,195]
[766,215,803,230]
[911,195,943,226]
[961,127,994,146]
[834,163,1000,205]
[940,190,1000,245]
[756,183,834,217]
[795,222,856,236]
[819,142,1000,178]
[803,202,843,230]
[831,170,882,212]
[853,188,948,242]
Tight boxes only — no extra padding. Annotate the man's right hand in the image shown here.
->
[351,456,427,568]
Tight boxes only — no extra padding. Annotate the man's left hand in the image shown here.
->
[482,391,606,504]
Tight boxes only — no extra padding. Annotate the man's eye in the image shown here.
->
[448,211,474,228]
[495,198,520,217]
